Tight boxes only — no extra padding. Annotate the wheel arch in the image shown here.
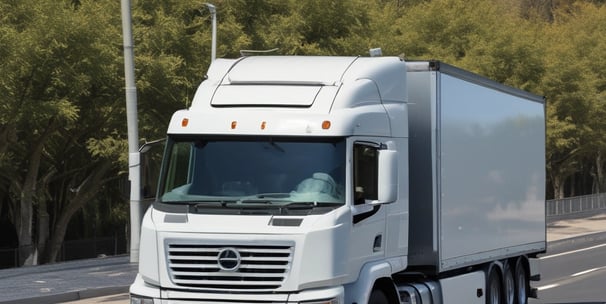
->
[372,277,399,304]
[343,261,395,304]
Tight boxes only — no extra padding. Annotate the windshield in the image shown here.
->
[159,136,346,212]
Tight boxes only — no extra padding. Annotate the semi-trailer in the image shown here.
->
[130,55,545,304]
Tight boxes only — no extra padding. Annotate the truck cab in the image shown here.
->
[131,56,410,303]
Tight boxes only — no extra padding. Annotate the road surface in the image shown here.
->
[3,213,604,304]
[64,234,606,304]
[531,233,606,304]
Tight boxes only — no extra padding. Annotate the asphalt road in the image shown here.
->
[0,256,135,304]
[63,237,606,304]
[530,233,606,304]
[61,235,606,304]
[2,213,604,304]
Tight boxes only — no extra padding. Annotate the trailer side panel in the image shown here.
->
[408,62,546,273]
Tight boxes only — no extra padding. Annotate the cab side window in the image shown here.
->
[353,143,379,204]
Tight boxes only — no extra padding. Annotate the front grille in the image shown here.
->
[166,241,293,291]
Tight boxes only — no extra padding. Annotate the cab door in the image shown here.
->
[348,140,388,269]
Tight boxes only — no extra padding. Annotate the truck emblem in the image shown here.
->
[217,248,241,271]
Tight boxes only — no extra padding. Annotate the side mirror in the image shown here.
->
[377,150,398,203]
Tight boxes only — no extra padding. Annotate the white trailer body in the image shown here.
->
[130,56,545,304]
[406,61,546,273]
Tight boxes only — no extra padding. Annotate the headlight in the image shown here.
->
[300,297,341,304]
[130,294,154,304]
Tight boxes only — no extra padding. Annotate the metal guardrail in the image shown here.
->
[547,192,606,217]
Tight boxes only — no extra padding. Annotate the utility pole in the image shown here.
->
[120,0,142,263]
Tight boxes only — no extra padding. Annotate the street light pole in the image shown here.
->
[120,0,142,263]
[204,3,216,62]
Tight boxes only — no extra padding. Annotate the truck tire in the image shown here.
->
[514,258,528,304]
[486,267,503,304]
[503,262,515,304]
[368,289,389,304]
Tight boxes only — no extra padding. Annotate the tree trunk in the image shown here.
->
[44,161,112,263]
[16,199,34,266]
[36,170,55,263]
[37,198,50,264]
[551,172,565,200]
[16,142,45,266]
[596,151,604,194]
[13,119,58,266]
[569,173,575,197]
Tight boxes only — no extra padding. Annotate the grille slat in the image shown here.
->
[168,247,221,253]
[169,264,288,271]
[168,256,217,261]
[171,271,286,278]
[173,279,283,285]
[240,256,291,262]
[166,242,293,291]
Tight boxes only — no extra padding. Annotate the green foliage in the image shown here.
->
[397,0,491,61]
[539,2,606,195]
[1,0,606,264]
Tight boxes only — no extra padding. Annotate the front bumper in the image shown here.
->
[130,274,344,304]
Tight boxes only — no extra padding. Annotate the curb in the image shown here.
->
[547,230,606,253]
[2,286,130,304]
[546,209,606,223]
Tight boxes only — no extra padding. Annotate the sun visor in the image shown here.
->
[225,56,356,85]
[211,85,322,107]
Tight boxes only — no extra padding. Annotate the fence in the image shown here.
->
[0,236,126,269]
[546,192,606,217]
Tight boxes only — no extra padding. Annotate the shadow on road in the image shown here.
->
[98,294,129,302]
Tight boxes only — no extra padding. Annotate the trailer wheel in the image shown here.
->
[368,288,389,304]
[486,267,503,304]
[514,258,529,304]
[503,262,515,304]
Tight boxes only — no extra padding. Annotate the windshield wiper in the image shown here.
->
[255,193,291,199]
[283,202,342,209]
[188,200,238,210]
[238,193,292,204]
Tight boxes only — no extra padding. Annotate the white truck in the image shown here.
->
[130,55,546,304]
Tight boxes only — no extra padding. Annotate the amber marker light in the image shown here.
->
[181,118,189,127]
[231,121,237,129]
[322,120,331,129]
[261,121,267,130]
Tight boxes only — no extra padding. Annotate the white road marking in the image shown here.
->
[540,243,606,260]
[571,267,605,277]
[537,284,559,291]
[537,266,606,291]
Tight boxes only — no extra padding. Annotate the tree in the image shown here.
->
[1,0,605,267]
[0,0,125,264]
[540,2,606,198]
[0,0,249,265]
[390,0,545,89]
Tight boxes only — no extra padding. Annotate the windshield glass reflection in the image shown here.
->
[160,137,346,211]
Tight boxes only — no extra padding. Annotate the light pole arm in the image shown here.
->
[205,3,216,62]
